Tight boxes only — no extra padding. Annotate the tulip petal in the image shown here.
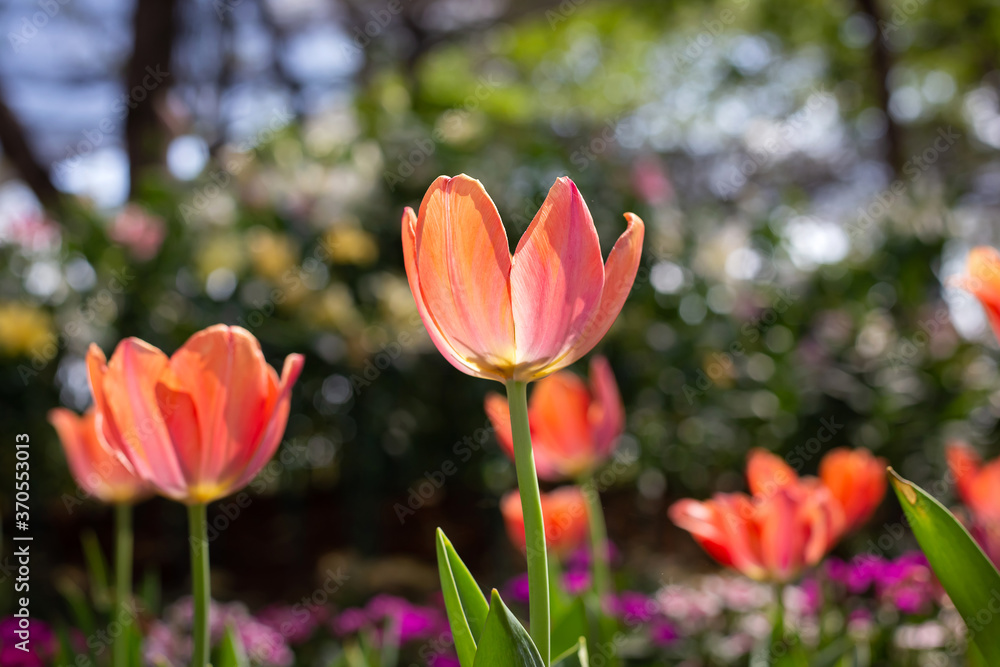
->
[958,247,1000,340]
[87,340,187,496]
[510,177,604,376]
[153,368,202,491]
[947,442,982,510]
[403,206,490,379]
[167,326,272,490]
[818,447,886,531]
[232,352,305,491]
[486,390,565,481]
[588,356,624,456]
[49,407,146,502]
[746,448,798,497]
[801,487,843,566]
[529,371,594,478]
[559,213,645,371]
[409,175,515,378]
[671,494,767,579]
[758,489,801,582]
[669,498,737,568]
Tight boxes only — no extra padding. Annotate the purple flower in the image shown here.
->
[363,595,446,644]
[503,573,531,605]
[611,592,657,625]
[0,617,56,667]
[256,604,326,644]
[650,619,679,647]
[428,656,462,667]
[873,552,937,614]
[146,598,294,667]
[562,570,591,596]
[332,608,369,636]
[394,605,445,644]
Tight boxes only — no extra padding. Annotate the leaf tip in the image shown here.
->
[887,467,918,505]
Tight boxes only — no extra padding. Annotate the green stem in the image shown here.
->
[581,476,611,607]
[188,503,211,667]
[506,380,550,665]
[112,503,133,667]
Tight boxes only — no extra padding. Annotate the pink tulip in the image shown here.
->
[402,175,644,382]
[86,325,304,504]
[669,483,843,583]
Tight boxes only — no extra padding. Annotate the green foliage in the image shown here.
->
[473,589,544,667]
[889,468,1000,663]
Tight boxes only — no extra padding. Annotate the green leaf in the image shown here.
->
[550,597,588,658]
[552,638,589,667]
[80,529,110,610]
[215,626,250,667]
[437,528,486,667]
[443,532,490,640]
[473,589,544,667]
[888,467,1000,663]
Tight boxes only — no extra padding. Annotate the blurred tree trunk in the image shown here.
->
[0,90,59,208]
[125,0,179,197]
[857,0,904,175]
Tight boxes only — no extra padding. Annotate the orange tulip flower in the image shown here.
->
[86,325,304,504]
[502,486,589,558]
[48,407,150,504]
[669,482,843,583]
[819,447,887,531]
[952,246,1000,342]
[947,442,1000,522]
[746,447,885,532]
[670,448,858,582]
[402,174,644,383]
[484,356,624,481]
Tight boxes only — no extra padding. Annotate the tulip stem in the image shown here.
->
[506,379,550,665]
[112,503,132,667]
[188,503,211,667]
[581,477,612,608]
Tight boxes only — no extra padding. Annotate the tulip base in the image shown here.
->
[506,379,550,665]
[188,503,211,667]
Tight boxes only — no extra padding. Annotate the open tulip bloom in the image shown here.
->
[404,175,643,665]
[671,447,886,588]
[81,324,304,667]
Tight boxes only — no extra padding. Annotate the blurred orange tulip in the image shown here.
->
[819,447,887,531]
[402,174,644,382]
[669,483,843,583]
[48,407,150,504]
[86,325,304,504]
[953,246,1000,342]
[746,447,885,532]
[484,356,624,481]
[947,441,1000,522]
[670,448,859,582]
[502,486,589,558]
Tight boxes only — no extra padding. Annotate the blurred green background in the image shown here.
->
[1,0,999,621]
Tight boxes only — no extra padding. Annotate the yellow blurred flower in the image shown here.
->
[323,226,379,266]
[0,302,55,357]
[310,284,364,335]
[247,227,300,281]
[195,233,247,279]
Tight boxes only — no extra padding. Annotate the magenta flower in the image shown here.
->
[0,617,56,667]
